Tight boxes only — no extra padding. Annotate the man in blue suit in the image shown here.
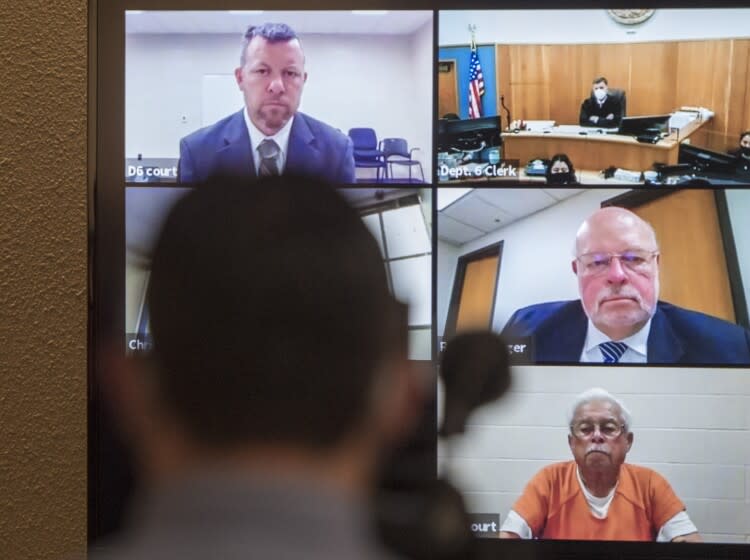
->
[179,23,355,184]
[501,207,750,365]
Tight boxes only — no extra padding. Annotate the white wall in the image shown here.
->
[409,20,435,180]
[440,9,750,45]
[126,29,433,168]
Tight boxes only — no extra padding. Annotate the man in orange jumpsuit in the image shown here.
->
[500,388,701,542]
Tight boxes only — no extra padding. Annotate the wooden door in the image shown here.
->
[631,190,735,322]
[438,60,459,118]
[444,242,503,343]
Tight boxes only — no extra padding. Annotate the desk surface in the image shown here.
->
[501,116,708,171]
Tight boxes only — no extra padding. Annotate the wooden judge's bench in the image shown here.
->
[501,115,709,171]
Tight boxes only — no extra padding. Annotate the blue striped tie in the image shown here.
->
[599,341,629,363]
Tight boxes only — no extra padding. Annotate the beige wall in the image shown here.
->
[0,0,88,558]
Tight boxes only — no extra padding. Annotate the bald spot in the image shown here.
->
[575,207,658,256]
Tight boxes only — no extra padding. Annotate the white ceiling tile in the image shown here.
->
[472,188,559,220]
[437,214,486,246]
[441,193,514,232]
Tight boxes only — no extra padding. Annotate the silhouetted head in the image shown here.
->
[147,174,408,450]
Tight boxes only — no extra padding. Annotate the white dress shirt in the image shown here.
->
[579,318,652,363]
[243,108,294,175]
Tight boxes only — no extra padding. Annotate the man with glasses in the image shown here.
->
[500,206,750,364]
[499,388,701,541]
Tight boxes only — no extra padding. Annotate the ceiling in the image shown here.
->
[438,187,585,246]
[125,186,423,258]
[126,10,432,35]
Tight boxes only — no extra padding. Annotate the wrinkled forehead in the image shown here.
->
[573,400,623,423]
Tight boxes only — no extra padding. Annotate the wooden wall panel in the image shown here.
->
[496,38,750,157]
[634,190,735,323]
[593,44,632,108]
[729,39,750,141]
[675,41,734,149]
[628,42,677,117]
[546,44,581,126]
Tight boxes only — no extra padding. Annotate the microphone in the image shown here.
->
[500,95,512,131]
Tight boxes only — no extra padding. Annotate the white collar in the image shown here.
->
[243,108,294,173]
[583,317,652,358]
[576,466,617,518]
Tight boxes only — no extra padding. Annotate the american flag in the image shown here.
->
[468,48,485,119]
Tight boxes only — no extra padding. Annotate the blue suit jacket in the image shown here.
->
[500,300,750,365]
[178,110,355,184]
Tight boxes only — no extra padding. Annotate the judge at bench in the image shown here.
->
[178,23,355,183]
[579,76,623,128]
[500,207,750,364]
[499,388,701,542]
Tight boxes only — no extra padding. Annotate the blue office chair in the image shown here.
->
[348,128,387,182]
[379,138,425,183]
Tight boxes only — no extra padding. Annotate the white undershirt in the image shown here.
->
[243,108,294,175]
[579,318,652,363]
[499,465,698,541]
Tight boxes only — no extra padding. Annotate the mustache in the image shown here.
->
[596,286,643,306]
[586,447,610,456]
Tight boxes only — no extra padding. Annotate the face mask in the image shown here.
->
[548,172,572,185]
[741,147,750,157]
[594,89,607,102]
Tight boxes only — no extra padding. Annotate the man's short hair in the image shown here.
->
[567,387,633,433]
[147,175,406,448]
[240,22,300,66]
[592,76,608,85]
[740,130,750,142]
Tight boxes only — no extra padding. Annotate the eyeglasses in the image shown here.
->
[576,250,658,275]
[570,421,626,439]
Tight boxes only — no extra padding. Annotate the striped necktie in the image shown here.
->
[257,138,280,176]
[599,341,628,364]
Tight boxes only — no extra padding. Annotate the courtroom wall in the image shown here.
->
[496,39,750,153]
[0,0,88,559]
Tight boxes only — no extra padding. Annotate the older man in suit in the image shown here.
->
[178,23,355,184]
[501,207,750,365]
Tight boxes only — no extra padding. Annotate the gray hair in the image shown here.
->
[567,387,633,433]
[239,22,301,67]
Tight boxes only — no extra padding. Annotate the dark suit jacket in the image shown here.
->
[579,95,623,128]
[178,110,355,184]
[500,300,750,365]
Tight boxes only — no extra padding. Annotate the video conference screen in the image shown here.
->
[99,4,750,550]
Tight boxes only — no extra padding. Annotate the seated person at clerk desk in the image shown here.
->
[500,207,750,364]
[545,153,579,185]
[579,76,623,128]
[729,130,750,173]
[500,388,701,542]
[178,22,355,184]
